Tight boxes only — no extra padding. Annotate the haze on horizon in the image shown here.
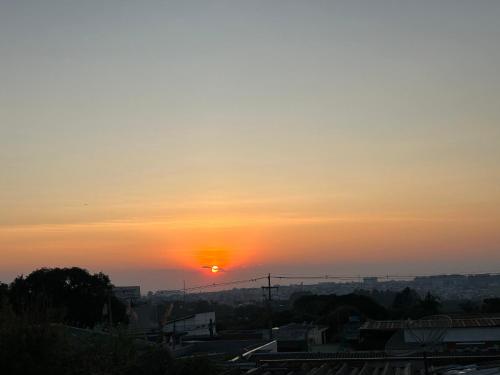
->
[1,1,500,291]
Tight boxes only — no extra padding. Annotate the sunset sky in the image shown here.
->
[1,1,500,291]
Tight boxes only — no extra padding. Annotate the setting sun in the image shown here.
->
[211,265,219,273]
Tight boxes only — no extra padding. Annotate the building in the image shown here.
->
[274,323,328,351]
[360,317,500,351]
[113,286,141,302]
[163,311,216,338]
[363,277,379,288]
[232,351,500,375]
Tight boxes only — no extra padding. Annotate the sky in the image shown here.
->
[1,1,500,291]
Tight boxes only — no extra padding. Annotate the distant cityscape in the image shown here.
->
[146,273,500,305]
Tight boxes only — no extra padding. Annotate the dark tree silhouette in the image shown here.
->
[0,310,218,375]
[294,293,387,320]
[0,282,8,309]
[391,287,422,318]
[419,291,441,316]
[482,298,500,313]
[9,267,126,327]
[459,300,480,313]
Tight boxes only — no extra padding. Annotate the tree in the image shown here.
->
[9,267,126,327]
[482,298,500,313]
[0,308,210,375]
[419,292,441,316]
[292,293,388,335]
[2,267,225,374]
[391,287,421,318]
[459,300,480,314]
[0,282,8,309]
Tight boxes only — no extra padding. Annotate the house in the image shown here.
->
[235,351,500,375]
[360,316,500,351]
[113,286,141,302]
[274,323,328,351]
[163,311,216,338]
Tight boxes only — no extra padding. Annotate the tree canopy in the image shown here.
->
[9,267,126,327]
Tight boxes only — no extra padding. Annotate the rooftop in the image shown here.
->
[243,360,500,375]
[240,352,500,375]
[361,318,500,331]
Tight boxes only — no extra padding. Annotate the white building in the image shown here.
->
[113,286,141,302]
[361,316,500,351]
[163,312,216,337]
[274,323,328,351]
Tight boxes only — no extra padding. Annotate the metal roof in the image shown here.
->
[246,361,500,375]
[248,351,500,362]
[361,318,500,331]
[241,353,500,375]
[164,314,196,325]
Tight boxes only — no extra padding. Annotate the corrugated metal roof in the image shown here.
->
[243,355,500,375]
[361,318,500,331]
[245,359,417,375]
[249,351,500,362]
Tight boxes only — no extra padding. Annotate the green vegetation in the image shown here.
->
[0,268,219,375]
[482,298,500,313]
[9,267,127,328]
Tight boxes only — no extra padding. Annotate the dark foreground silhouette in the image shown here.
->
[0,268,219,375]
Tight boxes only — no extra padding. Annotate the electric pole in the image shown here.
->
[261,273,278,340]
[183,280,186,304]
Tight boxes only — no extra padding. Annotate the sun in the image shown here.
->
[211,265,220,273]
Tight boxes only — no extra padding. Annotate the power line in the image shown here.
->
[156,271,500,296]
[183,276,268,293]
[155,277,266,295]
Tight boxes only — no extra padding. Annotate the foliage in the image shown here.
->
[419,291,441,316]
[354,289,399,308]
[294,293,388,320]
[291,293,388,336]
[459,300,480,313]
[0,301,218,375]
[391,287,422,318]
[0,268,220,374]
[482,298,500,313]
[0,282,8,309]
[390,288,442,318]
[392,287,420,313]
[9,267,126,327]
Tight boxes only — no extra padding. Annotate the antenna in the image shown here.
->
[385,315,452,375]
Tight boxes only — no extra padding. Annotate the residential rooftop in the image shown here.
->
[361,318,500,331]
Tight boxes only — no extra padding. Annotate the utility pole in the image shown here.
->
[261,273,278,340]
[183,280,186,304]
